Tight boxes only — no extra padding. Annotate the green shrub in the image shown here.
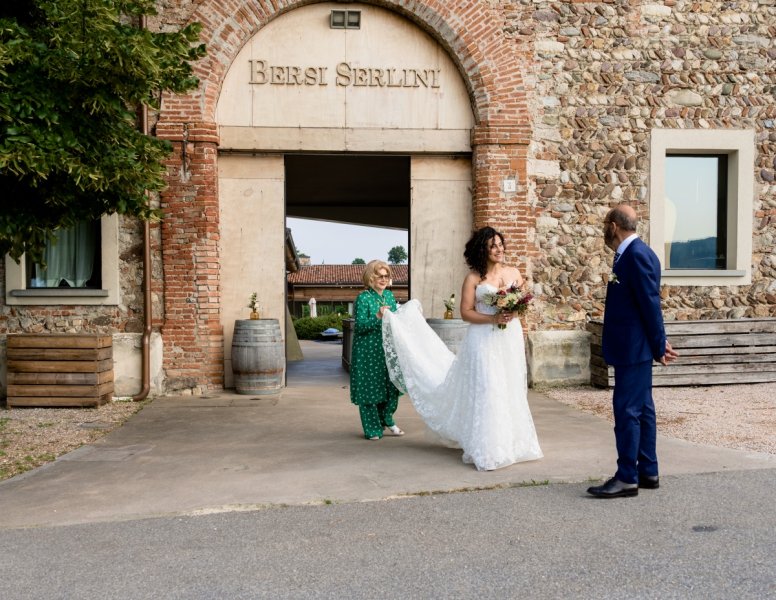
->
[293,313,348,340]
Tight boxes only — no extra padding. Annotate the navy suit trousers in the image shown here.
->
[612,360,658,483]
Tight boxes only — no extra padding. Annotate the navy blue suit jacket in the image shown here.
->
[602,237,666,366]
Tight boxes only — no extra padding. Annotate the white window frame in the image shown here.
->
[650,128,755,286]
[4,213,119,305]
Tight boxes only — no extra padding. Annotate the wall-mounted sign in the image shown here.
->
[249,60,441,89]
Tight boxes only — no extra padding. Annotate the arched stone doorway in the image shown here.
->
[157,0,531,392]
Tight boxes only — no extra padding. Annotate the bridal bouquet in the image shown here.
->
[482,284,533,329]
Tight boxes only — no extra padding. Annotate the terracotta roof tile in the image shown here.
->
[287,264,408,286]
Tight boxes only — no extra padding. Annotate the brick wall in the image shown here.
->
[152,0,534,390]
[155,122,224,392]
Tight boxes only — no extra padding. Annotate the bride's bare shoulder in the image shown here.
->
[463,271,481,286]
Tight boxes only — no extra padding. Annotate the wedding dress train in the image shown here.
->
[382,284,543,471]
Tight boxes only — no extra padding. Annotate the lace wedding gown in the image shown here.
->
[382,284,543,471]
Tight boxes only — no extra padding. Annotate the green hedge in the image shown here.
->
[293,313,348,340]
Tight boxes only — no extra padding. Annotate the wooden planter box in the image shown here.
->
[6,334,114,407]
[588,318,776,388]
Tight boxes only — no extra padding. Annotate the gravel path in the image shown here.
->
[542,382,776,455]
[0,401,143,481]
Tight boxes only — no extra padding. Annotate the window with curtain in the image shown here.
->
[26,220,102,288]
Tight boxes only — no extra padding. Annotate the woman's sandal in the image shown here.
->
[369,436,381,440]
[385,425,405,436]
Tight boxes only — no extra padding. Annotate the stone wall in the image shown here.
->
[519,0,776,326]
[0,216,146,335]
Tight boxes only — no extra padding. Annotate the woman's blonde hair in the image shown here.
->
[362,260,392,288]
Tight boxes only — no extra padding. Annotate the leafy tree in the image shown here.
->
[387,245,407,264]
[0,0,205,262]
[292,242,308,258]
[351,257,365,265]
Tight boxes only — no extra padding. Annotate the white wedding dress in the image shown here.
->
[382,284,543,471]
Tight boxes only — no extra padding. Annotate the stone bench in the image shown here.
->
[587,318,776,388]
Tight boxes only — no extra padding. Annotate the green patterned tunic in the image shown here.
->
[350,288,401,414]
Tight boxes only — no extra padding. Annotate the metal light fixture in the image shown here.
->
[346,11,361,28]
[330,10,361,29]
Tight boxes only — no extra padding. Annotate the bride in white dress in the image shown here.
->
[382,227,543,471]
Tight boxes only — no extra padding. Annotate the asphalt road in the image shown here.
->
[2,469,774,600]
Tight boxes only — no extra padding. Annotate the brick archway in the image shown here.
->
[160,0,528,129]
[156,1,532,392]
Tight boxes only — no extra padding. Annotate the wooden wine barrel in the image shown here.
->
[231,319,284,395]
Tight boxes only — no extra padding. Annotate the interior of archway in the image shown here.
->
[284,153,410,382]
[285,154,410,228]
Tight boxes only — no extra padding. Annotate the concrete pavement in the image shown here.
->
[3,469,775,599]
[1,340,774,529]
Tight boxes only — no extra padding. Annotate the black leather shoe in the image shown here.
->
[587,477,638,498]
[638,475,659,489]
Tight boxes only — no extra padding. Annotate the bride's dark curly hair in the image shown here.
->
[464,226,505,278]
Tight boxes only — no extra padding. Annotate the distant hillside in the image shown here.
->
[668,237,719,269]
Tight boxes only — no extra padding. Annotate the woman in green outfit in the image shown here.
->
[350,260,405,440]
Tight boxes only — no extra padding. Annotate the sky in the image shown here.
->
[665,156,718,242]
[287,218,408,265]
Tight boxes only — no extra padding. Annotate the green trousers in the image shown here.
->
[358,397,399,439]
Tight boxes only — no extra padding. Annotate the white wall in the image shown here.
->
[112,332,164,397]
[218,155,286,388]
[217,2,473,129]
[410,157,473,318]
[214,3,475,388]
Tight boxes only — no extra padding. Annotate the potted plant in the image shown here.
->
[248,292,261,319]
[443,293,456,319]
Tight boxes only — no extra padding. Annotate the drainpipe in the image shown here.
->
[133,14,152,401]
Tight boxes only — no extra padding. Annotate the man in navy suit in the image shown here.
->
[588,203,678,498]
